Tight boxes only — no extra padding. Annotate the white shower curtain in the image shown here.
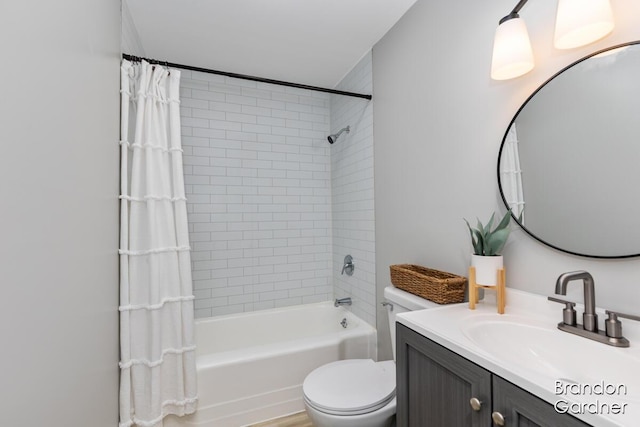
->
[119,60,198,427]
[501,124,525,222]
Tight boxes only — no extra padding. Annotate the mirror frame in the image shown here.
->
[497,40,640,259]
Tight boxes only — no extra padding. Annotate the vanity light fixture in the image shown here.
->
[491,0,534,80]
[554,0,615,49]
[491,0,615,80]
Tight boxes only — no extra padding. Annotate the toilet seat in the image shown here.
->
[303,359,396,416]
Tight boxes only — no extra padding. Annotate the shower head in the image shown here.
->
[327,126,350,144]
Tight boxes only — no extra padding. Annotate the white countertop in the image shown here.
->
[396,289,640,427]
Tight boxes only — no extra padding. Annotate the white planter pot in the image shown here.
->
[471,254,503,286]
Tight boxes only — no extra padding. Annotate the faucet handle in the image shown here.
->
[605,310,640,322]
[341,255,354,276]
[605,311,623,338]
[548,296,577,326]
[604,310,640,339]
[548,296,576,307]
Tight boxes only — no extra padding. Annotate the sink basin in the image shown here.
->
[462,315,640,404]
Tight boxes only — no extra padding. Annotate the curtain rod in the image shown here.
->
[122,54,372,100]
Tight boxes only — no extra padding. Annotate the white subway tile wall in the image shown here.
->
[330,52,376,327]
[180,70,333,318]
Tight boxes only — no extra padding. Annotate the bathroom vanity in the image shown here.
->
[395,289,640,427]
[396,323,589,426]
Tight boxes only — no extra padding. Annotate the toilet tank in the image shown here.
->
[383,286,441,360]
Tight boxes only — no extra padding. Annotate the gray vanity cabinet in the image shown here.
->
[396,323,491,426]
[396,323,591,427]
[492,375,590,427]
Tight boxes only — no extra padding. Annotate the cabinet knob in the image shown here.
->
[492,411,506,426]
[469,397,482,411]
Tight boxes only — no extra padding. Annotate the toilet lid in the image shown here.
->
[303,359,396,416]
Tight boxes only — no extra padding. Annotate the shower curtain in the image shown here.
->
[119,60,198,427]
[501,124,525,222]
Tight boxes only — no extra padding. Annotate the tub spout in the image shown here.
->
[334,297,352,307]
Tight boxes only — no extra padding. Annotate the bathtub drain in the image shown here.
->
[340,318,348,328]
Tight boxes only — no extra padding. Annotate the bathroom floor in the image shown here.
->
[249,411,313,427]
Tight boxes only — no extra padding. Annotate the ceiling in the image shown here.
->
[125,0,417,88]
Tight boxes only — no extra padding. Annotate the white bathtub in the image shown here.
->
[165,301,377,427]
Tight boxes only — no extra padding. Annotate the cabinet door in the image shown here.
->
[396,323,492,427]
[493,376,591,427]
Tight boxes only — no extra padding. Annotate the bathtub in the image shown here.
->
[165,301,377,427]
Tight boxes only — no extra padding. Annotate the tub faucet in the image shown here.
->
[334,297,352,307]
[555,270,597,332]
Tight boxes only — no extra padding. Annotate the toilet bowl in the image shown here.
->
[302,286,440,427]
[304,359,396,427]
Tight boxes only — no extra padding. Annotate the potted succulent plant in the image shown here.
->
[464,210,513,286]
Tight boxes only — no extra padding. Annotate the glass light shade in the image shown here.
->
[491,17,535,80]
[554,0,614,49]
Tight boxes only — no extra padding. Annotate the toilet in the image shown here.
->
[303,286,440,427]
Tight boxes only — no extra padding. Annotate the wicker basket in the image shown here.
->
[389,264,466,304]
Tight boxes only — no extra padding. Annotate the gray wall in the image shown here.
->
[0,1,120,425]
[373,0,640,360]
[122,0,146,57]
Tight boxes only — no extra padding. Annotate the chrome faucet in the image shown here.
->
[555,270,597,332]
[334,297,352,307]
[549,270,639,347]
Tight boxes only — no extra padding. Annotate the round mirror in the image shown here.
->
[498,41,640,258]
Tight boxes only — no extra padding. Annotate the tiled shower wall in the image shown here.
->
[179,71,332,318]
[330,52,376,327]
